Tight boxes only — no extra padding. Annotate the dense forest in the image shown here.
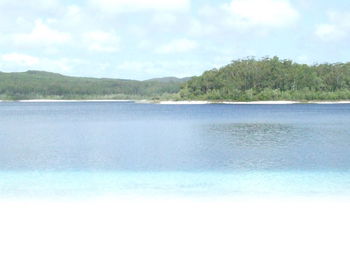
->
[180,57,350,101]
[0,70,185,100]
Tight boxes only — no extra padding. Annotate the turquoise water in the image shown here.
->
[0,102,350,198]
[1,170,350,198]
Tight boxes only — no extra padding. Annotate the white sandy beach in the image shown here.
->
[158,100,212,104]
[220,100,300,104]
[1,197,349,263]
[159,100,300,104]
[159,100,350,105]
[311,100,350,104]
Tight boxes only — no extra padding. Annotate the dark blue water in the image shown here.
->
[1,102,350,197]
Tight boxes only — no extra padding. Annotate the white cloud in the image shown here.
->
[156,39,197,54]
[83,31,120,53]
[0,0,64,30]
[64,5,84,25]
[315,24,346,41]
[224,0,299,28]
[315,11,350,41]
[188,18,217,37]
[187,0,299,38]
[0,0,60,11]
[89,0,190,13]
[116,58,226,79]
[151,13,178,27]
[1,53,39,67]
[42,58,84,72]
[13,19,71,47]
[0,53,85,73]
[116,60,205,79]
[117,61,156,73]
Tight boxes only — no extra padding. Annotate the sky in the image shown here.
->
[0,0,349,80]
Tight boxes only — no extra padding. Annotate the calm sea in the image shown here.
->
[1,102,350,198]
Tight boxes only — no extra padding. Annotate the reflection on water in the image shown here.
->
[208,123,301,147]
[199,123,308,171]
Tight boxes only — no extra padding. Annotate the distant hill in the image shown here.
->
[24,70,64,77]
[146,76,192,83]
[0,70,186,100]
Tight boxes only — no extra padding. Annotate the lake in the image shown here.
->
[1,102,350,198]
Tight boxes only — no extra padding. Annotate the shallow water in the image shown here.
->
[0,102,350,197]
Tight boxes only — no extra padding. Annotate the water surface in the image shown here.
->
[1,102,350,198]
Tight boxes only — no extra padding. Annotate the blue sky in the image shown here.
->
[0,0,349,80]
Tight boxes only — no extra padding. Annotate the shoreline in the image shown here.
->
[16,99,135,103]
[2,99,350,104]
[159,100,301,104]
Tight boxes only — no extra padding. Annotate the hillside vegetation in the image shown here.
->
[2,57,350,101]
[180,57,350,101]
[0,70,186,100]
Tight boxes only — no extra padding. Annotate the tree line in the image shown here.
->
[2,58,350,101]
[180,57,350,101]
